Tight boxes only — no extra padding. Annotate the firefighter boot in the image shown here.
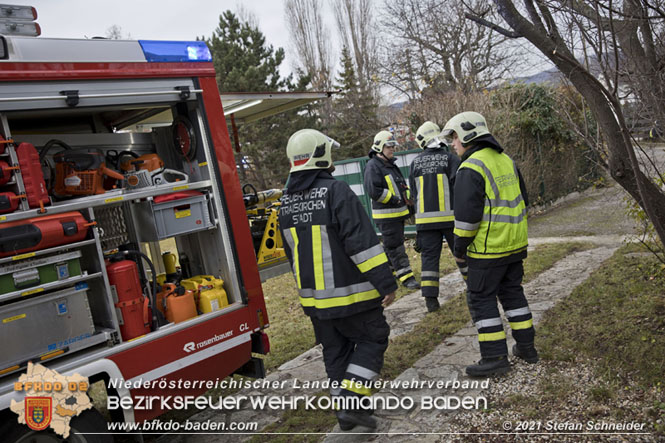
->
[512,344,539,363]
[336,416,356,431]
[336,410,377,429]
[403,277,420,290]
[465,356,511,377]
[425,297,440,312]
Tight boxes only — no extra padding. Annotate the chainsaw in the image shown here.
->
[118,153,188,190]
[53,149,125,196]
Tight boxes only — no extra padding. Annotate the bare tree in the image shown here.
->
[235,2,260,29]
[105,25,130,40]
[331,0,380,98]
[466,0,665,248]
[379,0,517,98]
[285,0,334,91]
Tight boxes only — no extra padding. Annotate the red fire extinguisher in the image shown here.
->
[106,257,151,341]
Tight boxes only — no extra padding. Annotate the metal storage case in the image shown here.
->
[130,192,213,241]
[0,284,95,369]
[0,250,82,294]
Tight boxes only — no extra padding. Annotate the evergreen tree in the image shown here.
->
[329,47,379,160]
[204,11,315,188]
[337,47,358,96]
[206,11,285,92]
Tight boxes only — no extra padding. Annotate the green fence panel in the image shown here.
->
[333,149,422,236]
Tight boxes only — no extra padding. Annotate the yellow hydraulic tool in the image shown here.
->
[243,186,287,270]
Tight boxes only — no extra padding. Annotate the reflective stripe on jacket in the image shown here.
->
[279,172,397,319]
[408,147,460,230]
[364,156,410,222]
[453,148,528,259]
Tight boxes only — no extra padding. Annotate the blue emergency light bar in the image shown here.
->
[138,40,212,62]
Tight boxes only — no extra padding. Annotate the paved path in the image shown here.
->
[158,265,468,443]
[159,239,622,443]
[323,244,621,442]
[159,179,638,443]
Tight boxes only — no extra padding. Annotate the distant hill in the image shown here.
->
[510,68,564,85]
[388,101,408,111]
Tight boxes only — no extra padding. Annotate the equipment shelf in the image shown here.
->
[0,271,103,304]
[0,239,97,265]
[0,179,212,224]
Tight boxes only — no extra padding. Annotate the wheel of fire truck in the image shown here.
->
[0,408,113,443]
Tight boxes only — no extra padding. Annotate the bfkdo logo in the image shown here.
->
[10,362,92,438]
[25,397,52,431]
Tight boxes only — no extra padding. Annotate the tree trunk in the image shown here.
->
[492,0,665,245]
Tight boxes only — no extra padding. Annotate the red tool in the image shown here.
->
[0,211,94,258]
[0,192,25,214]
[0,160,20,186]
[106,258,151,341]
[0,134,9,155]
[16,142,49,211]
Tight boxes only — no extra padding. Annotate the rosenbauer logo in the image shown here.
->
[183,330,234,353]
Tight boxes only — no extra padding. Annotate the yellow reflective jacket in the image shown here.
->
[453,144,528,264]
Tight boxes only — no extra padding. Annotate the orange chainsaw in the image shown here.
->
[54,149,124,196]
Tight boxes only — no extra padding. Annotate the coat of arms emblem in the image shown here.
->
[25,397,52,431]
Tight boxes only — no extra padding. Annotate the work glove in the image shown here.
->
[389,195,402,205]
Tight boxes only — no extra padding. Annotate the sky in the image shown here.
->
[7,0,302,72]
[6,0,550,100]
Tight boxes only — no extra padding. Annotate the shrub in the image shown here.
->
[402,83,601,205]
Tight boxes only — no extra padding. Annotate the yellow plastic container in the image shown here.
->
[181,275,228,313]
[162,252,177,275]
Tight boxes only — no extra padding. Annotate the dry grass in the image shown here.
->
[261,240,457,372]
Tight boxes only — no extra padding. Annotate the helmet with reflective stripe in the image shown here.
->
[371,130,398,154]
[442,111,490,145]
[415,121,444,149]
[287,129,340,173]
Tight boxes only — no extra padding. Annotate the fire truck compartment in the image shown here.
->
[0,78,247,373]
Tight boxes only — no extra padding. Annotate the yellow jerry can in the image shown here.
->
[181,275,228,313]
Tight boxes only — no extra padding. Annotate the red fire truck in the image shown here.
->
[0,11,270,440]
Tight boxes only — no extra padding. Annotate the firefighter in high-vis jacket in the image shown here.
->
[364,130,420,290]
[279,129,397,430]
[442,112,539,377]
[409,121,467,313]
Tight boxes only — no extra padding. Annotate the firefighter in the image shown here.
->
[364,130,420,290]
[409,121,466,313]
[442,111,538,377]
[279,129,397,430]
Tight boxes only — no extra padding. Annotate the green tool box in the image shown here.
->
[0,251,83,295]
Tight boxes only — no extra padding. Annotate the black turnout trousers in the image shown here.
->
[466,260,535,358]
